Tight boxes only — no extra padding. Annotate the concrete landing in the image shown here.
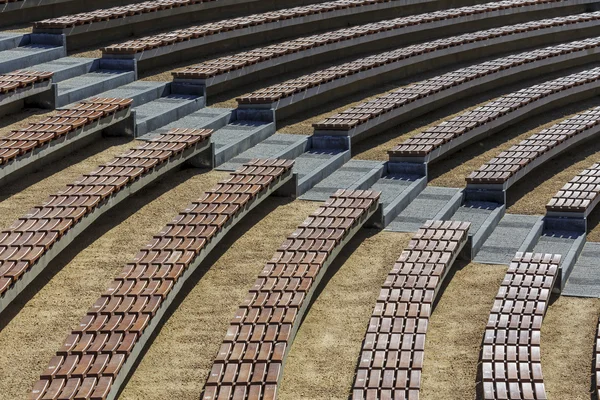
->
[562,242,600,298]
[134,94,204,137]
[56,69,136,107]
[76,81,168,107]
[33,57,94,82]
[450,200,505,258]
[212,121,276,167]
[300,160,384,201]
[0,44,64,74]
[140,107,233,141]
[386,186,460,232]
[217,133,308,172]
[475,214,542,265]
[293,149,351,197]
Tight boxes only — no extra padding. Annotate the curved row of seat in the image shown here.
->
[352,220,470,400]
[172,0,580,90]
[0,127,213,314]
[0,97,131,166]
[311,37,600,140]
[0,70,52,94]
[388,66,600,163]
[466,107,600,190]
[35,0,213,29]
[236,12,600,118]
[201,189,380,400]
[546,162,600,215]
[481,252,560,400]
[29,158,295,400]
[102,0,403,55]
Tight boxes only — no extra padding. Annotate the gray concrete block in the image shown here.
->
[134,95,205,137]
[55,70,136,107]
[216,133,309,171]
[0,43,65,74]
[387,186,460,232]
[212,121,276,166]
[31,57,95,82]
[451,200,505,260]
[294,148,351,196]
[300,159,384,201]
[563,242,600,298]
[475,214,542,265]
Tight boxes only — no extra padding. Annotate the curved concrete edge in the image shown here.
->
[0,139,212,314]
[176,0,597,93]
[0,107,132,189]
[106,167,295,400]
[319,49,600,142]
[237,21,600,119]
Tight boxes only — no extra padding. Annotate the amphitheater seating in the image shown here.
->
[352,220,470,400]
[102,0,404,55]
[388,67,600,163]
[29,159,295,400]
[201,189,380,400]
[0,128,213,313]
[481,252,560,400]
[466,107,600,189]
[0,97,131,166]
[236,13,600,108]
[312,37,600,141]
[546,163,600,215]
[0,70,52,95]
[34,0,206,28]
[172,0,573,86]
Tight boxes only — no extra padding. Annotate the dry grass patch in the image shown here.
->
[70,49,102,59]
[0,167,229,400]
[0,137,136,227]
[421,262,506,400]
[541,296,599,400]
[119,199,316,400]
[279,230,412,399]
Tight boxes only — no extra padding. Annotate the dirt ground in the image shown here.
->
[0,158,229,399]
[420,262,506,400]
[541,296,600,400]
[279,230,412,399]
[119,199,316,399]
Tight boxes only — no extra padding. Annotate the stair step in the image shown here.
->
[33,57,95,83]
[0,44,64,74]
[0,33,24,52]
[67,80,168,108]
[387,186,460,233]
[212,121,276,166]
[133,94,204,137]
[216,133,308,171]
[300,159,383,201]
[56,69,136,107]
[293,148,351,196]
[140,107,233,142]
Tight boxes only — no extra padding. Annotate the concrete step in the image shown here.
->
[474,214,543,265]
[75,80,168,108]
[386,187,462,232]
[293,148,351,197]
[450,200,505,259]
[133,94,204,137]
[216,133,308,172]
[300,159,384,202]
[0,44,65,74]
[33,57,95,83]
[55,69,136,107]
[0,33,24,52]
[562,242,600,298]
[211,121,276,167]
[532,229,585,291]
